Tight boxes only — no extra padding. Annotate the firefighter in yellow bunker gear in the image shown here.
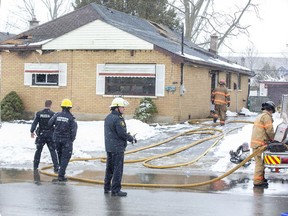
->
[250,101,275,188]
[211,80,230,126]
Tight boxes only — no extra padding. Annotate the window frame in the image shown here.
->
[226,73,231,89]
[237,73,242,90]
[96,64,165,97]
[24,63,67,87]
[32,73,59,86]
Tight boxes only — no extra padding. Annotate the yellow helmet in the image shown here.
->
[109,97,129,107]
[61,99,73,108]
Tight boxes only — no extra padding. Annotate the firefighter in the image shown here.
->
[48,99,78,182]
[250,101,275,188]
[30,100,59,173]
[211,80,230,126]
[104,97,136,196]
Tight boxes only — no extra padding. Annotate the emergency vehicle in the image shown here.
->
[263,94,288,171]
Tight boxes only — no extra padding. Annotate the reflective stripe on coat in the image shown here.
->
[250,110,274,148]
[211,86,230,105]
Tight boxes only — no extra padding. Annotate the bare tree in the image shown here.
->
[3,0,73,33]
[40,0,73,20]
[3,0,36,32]
[170,0,259,51]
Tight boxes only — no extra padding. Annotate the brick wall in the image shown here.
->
[0,50,250,123]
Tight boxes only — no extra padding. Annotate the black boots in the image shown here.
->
[111,191,127,197]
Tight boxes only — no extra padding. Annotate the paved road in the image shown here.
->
[0,169,288,216]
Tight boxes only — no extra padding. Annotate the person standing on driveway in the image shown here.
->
[104,97,136,197]
[48,99,78,182]
[250,101,275,188]
[30,100,59,173]
[211,80,230,126]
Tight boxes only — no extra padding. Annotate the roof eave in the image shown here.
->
[0,45,42,51]
[154,45,254,76]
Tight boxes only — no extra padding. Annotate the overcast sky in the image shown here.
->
[0,0,287,57]
[218,0,288,57]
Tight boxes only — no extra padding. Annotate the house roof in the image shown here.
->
[0,3,254,76]
[0,32,14,42]
[259,81,288,85]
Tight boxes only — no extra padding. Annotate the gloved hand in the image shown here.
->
[133,137,137,144]
[227,103,230,107]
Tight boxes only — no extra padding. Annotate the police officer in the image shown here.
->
[104,97,136,196]
[250,101,275,188]
[48,99,78,182]
[211,80,230,126]
[30,100,59,173]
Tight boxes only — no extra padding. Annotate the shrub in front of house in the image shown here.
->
[1,91,24,121]
[134,97,158,123]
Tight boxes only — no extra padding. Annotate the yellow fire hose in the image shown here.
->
[39,120,258,188]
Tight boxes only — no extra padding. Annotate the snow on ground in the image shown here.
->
[0,118,159,167]
[211,109,285,174]
[0,108,286,174]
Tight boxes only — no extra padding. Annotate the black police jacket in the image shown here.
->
[30,108,55,137]
[48,109,78,142]
[104,110,133,152]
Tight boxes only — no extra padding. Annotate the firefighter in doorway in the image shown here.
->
[211,80,230,126]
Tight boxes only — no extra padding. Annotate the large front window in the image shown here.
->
[105,77,155,96]
[96,64,165,97]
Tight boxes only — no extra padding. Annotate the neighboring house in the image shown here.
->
[0,3,254,123]
[277,66,288,81]
[0,32,14,42]
[258,81,288,106]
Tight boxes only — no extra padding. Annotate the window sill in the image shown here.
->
[102,95,157,99]
[28,85,60,88]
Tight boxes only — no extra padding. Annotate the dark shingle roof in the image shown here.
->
[0,3,254,76]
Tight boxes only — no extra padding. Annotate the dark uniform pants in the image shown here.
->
[104,152,124,193]
[34,136,58,170]
[55,140,73,178]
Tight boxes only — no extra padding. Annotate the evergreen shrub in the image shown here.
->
[134,97,158,123]
[1,91,24,121]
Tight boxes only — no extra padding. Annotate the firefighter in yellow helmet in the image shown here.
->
[211,80,230,126]
[104,97,136,196]
[250,101,275,188]
[48,98,78,182]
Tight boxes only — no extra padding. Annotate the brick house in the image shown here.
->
[0,3,254,123]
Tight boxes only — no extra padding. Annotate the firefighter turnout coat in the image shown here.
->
[211,85,230,124]
[250,110,275,185]
[250,110,274,148]
[211,85,230,106]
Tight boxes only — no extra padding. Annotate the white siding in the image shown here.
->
[42,20,154,50]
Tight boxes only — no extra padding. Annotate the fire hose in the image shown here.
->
[39,120,259,188]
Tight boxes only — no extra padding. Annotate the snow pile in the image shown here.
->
[0,119,159,167]
[0,112,286,175]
